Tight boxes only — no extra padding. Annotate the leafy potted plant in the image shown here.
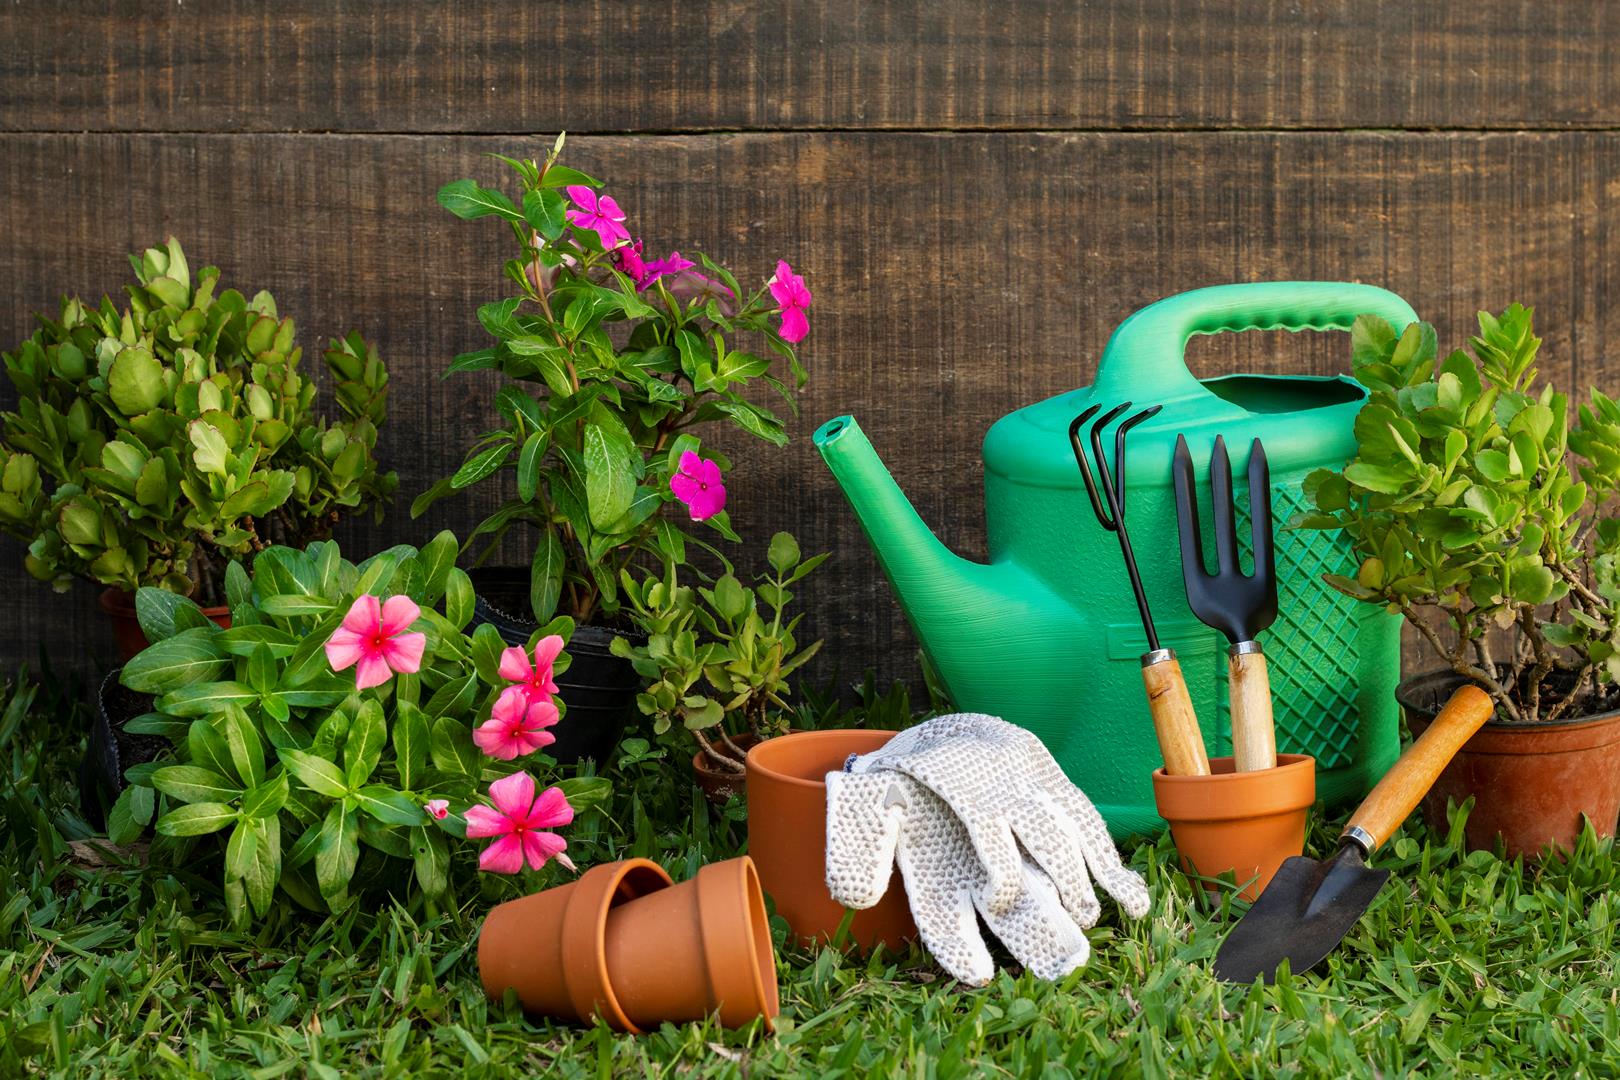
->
[0,238,396,658]
[613,531,826,802]
[1296,304,1620,856]
[414,135,811,763]
[102,530,608,926]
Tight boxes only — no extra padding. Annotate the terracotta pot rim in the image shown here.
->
[558,858,673,1034]
[692,735,758,780]
[744,728,897,791]
[1151,754,1316,822]
[694,857,779,1028]
[1398,669,1620,733]
[98,586,230,618]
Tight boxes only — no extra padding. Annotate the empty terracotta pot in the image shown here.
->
[1151,754,1315,900]
[100,588,230,661]
[746,729,917,950]
[478,856,779,1033]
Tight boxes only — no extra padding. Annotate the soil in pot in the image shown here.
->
[1399,670,1620,858]
[80,668,162,826]
[1151,754,1316,900]
[467,567,644,766]
[745,729,917,950]
[100,587,230,661]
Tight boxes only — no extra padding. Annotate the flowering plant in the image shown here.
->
[414,135,811,626]
[110,531,607,926]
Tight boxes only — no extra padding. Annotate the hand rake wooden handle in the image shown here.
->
[1143,650,1211,776]
[1228,644,1277,772]
[1343,685,1494,853]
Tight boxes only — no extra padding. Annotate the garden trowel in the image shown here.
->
[1213,684,1494,983]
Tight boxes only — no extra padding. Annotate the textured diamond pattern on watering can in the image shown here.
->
[1261,485,1362,768]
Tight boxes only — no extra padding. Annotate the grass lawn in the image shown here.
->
[5,667,1620,1078]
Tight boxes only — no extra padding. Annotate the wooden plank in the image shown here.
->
[0,130,1614,685]
[3,2,1620,133]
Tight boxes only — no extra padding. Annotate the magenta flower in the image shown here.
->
[473,693,560,760]
[769,260,812,343]
[615,238,647,282]
[638,250,697,292]
[670,451,727,521]
[324,594,427,690]
[564,185,630,249]
[425,799,450,820]
[496,635,565,713]
[464,772,575,874]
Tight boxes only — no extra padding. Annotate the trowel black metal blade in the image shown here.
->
[1212,844,1390,984]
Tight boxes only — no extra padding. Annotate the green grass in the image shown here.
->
[5,668,1620,1078]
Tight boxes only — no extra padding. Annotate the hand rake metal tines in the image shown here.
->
[1070,402,1210,777]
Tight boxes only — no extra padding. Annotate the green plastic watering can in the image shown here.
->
[815,282,1417,837]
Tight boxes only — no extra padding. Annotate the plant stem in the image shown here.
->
[1404,602,1523,721]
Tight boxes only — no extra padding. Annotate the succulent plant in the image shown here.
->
[0,238,396,604]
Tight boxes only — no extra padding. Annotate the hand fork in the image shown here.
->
[1171,434,1279,772]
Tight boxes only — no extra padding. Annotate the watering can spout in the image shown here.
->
[814,415,1000,637]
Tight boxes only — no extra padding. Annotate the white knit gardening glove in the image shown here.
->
[823,713,1150,986]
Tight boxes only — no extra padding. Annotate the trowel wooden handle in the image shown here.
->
[1344,684,1494,853]
[1228,645,1277,772]
[1142,651,1211,777]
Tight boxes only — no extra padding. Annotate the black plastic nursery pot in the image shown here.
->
[467,566,643,766]
[79,667,161,825]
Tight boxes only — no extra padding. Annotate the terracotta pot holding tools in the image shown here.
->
[745,729,917,950]
[1152,754,1316,900]
[100,587,231,661]
[479,856,779,1032]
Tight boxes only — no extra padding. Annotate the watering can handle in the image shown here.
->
[1090,282,1419,405]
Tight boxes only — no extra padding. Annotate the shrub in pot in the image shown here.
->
[0,238,396,657]
[100,530,608,926]
[613,531,826,801]
[1296,304,1620,856]
[415,138,811,762]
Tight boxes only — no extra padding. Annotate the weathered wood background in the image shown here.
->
[2,1,1617,686]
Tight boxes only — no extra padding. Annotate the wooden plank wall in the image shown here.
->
[2,2,1616,689]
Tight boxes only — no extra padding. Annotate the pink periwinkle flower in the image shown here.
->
[496,635,565,713]
[669,451,726,522]
[615,238,647,282]
[324,594,427,690]
[565,185,630,249]
[769,260,812,343]
[637,250,696,292]
[424,799,450,820]
[473,693,560,760]
[464,772,575,874]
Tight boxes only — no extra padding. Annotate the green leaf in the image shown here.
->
[444,568,474,631]
[242,772,289,819]
[451,443,512,490]
[187,718,238,782]
[134,587,208,645]
[344,700,386,789]
[430,716,481,777]
[540,165,602,189]
[415,530,458,602]
[225,560,251,610]
[394,702,429,792]
[410,826,450,897]
[280,748,350,798]
[314,802,359,908]
[107,786,144,844]
[424,674,478,720]
[107,345,165,414]
[158,681,259,717]
[531,526,565,623]
[583,406,637,529]
[516,430,547,503]
[354,785,427,827]
[152,764,240,804]
[1343,462,1413,495]
[225,819,257,883]
[221,706,265,788]
[156,802,238,837]
[437,178,523,222]
[243,817,280,917]
[555,775,612,814]
[122,628,228,693]
[245,642,276,694]
[767,532,801,574]
[522,187,568,241]
[188,420,230,475]
[259,594,336,617]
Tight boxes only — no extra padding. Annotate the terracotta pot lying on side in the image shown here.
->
[478,856,779,1033]
[745,729,918,950]
[100,587,230,661]
[1399,670,1620,859]
[1151,754,1316,901]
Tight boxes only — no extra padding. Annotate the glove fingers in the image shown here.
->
[977,859,1091,981]
[823,772,905,910]
[905,878,996,988]
[1057,787,1152,919]
[1006,798,1102,928]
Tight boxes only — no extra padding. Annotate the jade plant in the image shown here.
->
[108,531,607,926]
[1296,305,1620,723]
[414,135,811,626]
[0,238,396,604]
[613,532,826,774]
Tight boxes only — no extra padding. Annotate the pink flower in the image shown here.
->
[768,260,812,343]
[464,772,575,874]
[496,634,565,713]
[638,250,696,292]
[425,799,450,820]
[564,185,630,249]
[324,594,426,690]
[473,693,560,760]
[615,238,647,282]
[670,451,727,521]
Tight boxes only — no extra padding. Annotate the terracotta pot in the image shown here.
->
[745,729,917,950]
[99,587,230,661]
[1399,670,1620,858]
[478,856,778,1032]
[692,733,761,804]
[1151,754,1316,900]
